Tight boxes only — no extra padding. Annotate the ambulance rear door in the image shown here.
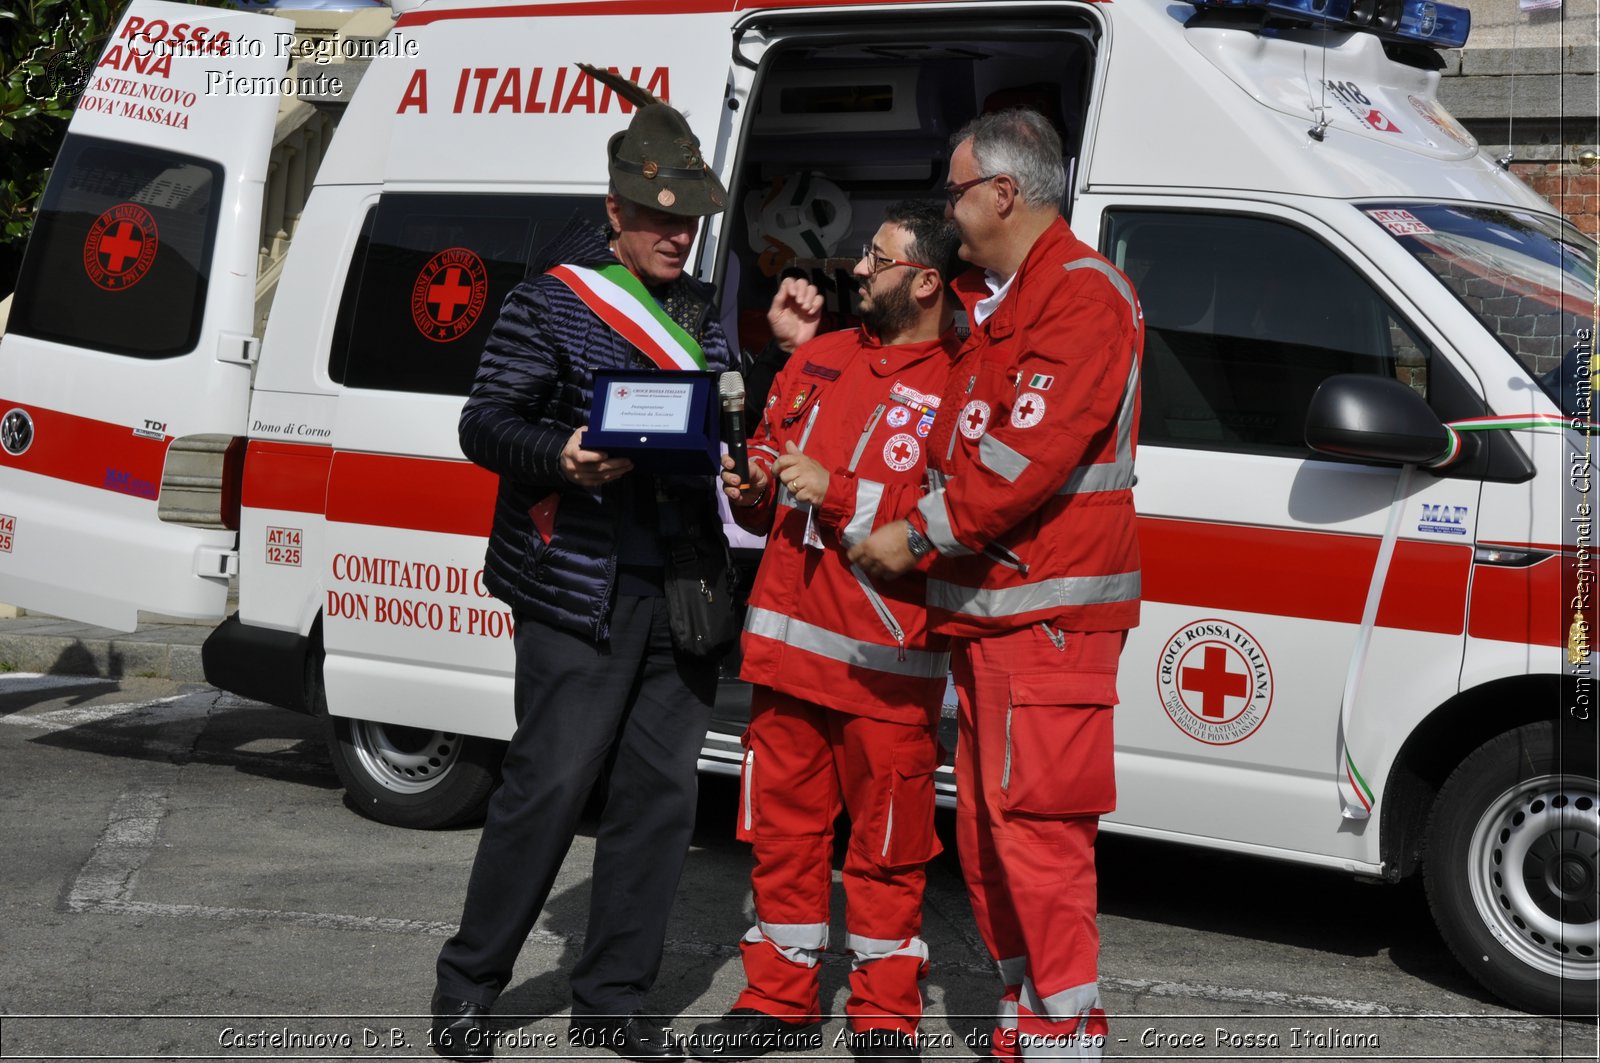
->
[0,1,291,630]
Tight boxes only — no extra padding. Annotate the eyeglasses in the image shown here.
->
[860,243,935,276]
[944,173,1000,206]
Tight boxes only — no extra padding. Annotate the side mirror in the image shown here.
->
[1304,374,1460,466]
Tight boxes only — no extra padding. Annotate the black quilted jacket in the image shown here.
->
[458,215,731,642]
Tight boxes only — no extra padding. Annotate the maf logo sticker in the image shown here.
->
[1418,503,1469,536]
[1155,618,1274,745]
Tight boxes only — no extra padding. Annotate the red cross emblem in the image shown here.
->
[412,247,489,342]
[1157,620,1275,746]
[1011,391,1047,429]
[427,268,474,323]
[959,400,991,440]
[82,203,159,291]
[883,432,919,472]
[1180,645,1248,719]
[616,387,630,399]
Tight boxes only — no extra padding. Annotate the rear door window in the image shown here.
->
[9,135,221,358]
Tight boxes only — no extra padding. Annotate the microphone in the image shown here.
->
[718,370,750,488]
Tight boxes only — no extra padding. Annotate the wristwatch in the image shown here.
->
[904,520,935,561]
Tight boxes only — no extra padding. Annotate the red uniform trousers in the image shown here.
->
[735,686,942,1035]
[952,625,1123,1061]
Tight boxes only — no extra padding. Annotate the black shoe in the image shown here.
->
[688,1009,822,1061]
[430,993,493,1062]
[847,1029,920,1060]
[570,1013,686,1062]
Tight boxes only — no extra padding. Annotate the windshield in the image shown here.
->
[1363,203,1597,418]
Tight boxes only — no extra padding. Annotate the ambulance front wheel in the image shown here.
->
[323,714,501,830]
[1424,721,1599,1015]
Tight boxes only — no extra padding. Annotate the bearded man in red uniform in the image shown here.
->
[691,202,962,1062]
[851,110,1145,1061]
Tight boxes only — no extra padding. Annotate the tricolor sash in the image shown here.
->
[547,263,707,371]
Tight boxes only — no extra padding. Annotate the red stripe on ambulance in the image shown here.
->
[0,399,169,501]
[1466,551,1573,648]
[326,451,497,537]
[1140,516,1473,635]
[242,440,333,514]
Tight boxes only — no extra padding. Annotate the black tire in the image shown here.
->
[1424,721,1598,1015]
[323,713,501,829]
[308,641,500,829]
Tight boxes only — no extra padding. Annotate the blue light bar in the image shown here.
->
[1393,0,1470,49]
[1188,0,1470,49]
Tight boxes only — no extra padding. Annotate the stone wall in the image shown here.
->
[1439,0,1599,234]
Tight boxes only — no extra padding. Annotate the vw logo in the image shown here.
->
[1,408,34,456]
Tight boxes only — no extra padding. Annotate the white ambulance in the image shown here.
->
[0,0,1594,1016]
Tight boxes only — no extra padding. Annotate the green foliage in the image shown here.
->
[0,1,236,297]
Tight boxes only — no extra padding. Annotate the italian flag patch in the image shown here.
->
[1027,373,1054,390]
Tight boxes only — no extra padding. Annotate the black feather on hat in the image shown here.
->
[579,63,727,218]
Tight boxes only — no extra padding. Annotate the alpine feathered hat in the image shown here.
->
[581,63,728,217]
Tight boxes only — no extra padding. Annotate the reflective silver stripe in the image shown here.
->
[776,406,823,508]
[983,542,1028,573]
[845,933,929,967]
[1019,979,1105,1061]
[751,443,780,461]
[746,606,949,678]
[742,748,755,831]
[1058,461,1128,495]
[980,433,1031,483]
[1002,703,1014,790]
[755,920,829,949]
[917,489,972,557]
[998,999,1019,1028]
[850,564,906,650]
[1022,979,1102,1020]
[743,922,827,967]
[927,571,1141,618]
[1057,357,1139,497]
[848,404,887,472]
[1063,257,1139,332]
[927,467,947,492]
[998,956,1027,987]
[843,479,885,547]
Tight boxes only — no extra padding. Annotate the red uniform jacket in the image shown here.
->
[908,218,1144,637]
[736,327,959,724]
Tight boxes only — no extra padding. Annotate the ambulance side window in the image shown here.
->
[331,194,599,395]
[8,136,221,359]
[1106,211,1433,456]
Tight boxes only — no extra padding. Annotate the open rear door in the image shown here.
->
[0,0,292,630]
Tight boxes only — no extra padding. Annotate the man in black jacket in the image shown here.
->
[429,94,732,1063]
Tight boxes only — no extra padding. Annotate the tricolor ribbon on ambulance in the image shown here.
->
[1337,410,1590,820]
[1427,412,1593,469]
[546,263,708,371]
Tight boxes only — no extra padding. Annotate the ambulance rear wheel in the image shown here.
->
[324,715,500,830]
[1424,722,1599,1015]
